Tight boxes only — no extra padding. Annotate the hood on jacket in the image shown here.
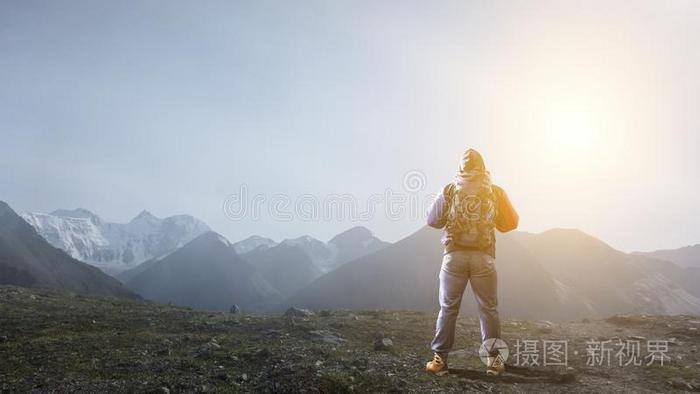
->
[455,148,490,185]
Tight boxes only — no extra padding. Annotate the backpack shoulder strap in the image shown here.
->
[443,183,456,199]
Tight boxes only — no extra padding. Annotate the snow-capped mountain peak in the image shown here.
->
[266,229,390,273]
[281,235,323,247]
[280,235,334,269]
[191,231,232,247]
[135,209,155,218]
[232,235,277,255]
[126,210,162,235]
[50,208,102,225]
[22,209,211,275]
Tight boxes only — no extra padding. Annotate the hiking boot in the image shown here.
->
[425,353,448,376]
[486,355,505,376]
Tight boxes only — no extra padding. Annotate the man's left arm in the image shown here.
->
[493,185,519,232]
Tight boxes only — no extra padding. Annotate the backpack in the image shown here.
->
[445,179,496,250]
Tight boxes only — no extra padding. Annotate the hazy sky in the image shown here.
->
[2,0,699,252]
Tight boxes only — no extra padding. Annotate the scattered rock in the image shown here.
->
[212,370,229,381]
[241,347,272,361]
[668,377,694,391]
[351,357,369,371]
[374,337,394,351]
[229,304,241,314]
[4,286,700,393]
[284,307,314,318]
[309,330,346,344]
[154,346,171,356]
[581,318,590,323]
[606,315,648,327]
[194,341,221,358]
[256,348,271,358]
[263,329,283,338]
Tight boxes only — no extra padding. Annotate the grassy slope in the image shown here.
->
[1,285,699,393]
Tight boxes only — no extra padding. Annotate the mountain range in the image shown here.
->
[21,209,210,275]
[0,201,137,299]
[117,226,390,310]
[8,203,700,319]
[635,244,700,268]
[119,232,280,310]
[234,226,389,274]
[287,227,700,320]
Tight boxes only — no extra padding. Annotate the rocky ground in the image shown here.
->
[1,285,699,393]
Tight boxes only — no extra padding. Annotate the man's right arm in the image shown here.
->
[427,186,449,229]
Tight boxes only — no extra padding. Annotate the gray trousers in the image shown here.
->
[430,249,501,357]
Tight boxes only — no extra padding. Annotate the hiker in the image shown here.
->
[425,148,519,376]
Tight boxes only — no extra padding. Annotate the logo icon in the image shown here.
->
[479,338,509,365]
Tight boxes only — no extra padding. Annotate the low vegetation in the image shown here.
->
[1,285,699,393]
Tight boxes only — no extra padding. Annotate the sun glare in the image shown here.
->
[543,108,600,158]
[494,87,631,181]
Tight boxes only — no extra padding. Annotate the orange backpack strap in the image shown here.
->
[493,185,519,232]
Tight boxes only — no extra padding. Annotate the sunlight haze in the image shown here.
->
[1,0,698,252]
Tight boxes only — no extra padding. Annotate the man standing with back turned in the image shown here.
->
[425,148,519,377]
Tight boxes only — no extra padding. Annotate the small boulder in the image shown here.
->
[229,304,242,314]
[537,327,553,334]
[284,307,314,318]
[374,337,393,351]
[195,341,221,358]
[668,377,694,391]
[310,329,346,344]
